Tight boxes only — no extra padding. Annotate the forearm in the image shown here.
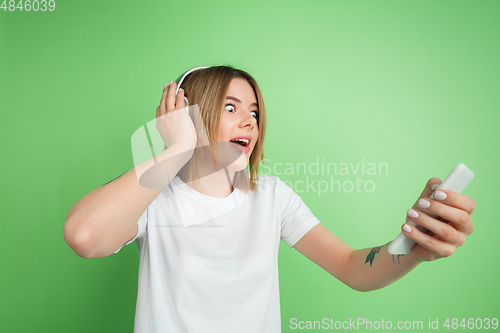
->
[344,242,420,292]
[64,143,193,257]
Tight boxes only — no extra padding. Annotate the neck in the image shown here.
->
[186,168,236,198]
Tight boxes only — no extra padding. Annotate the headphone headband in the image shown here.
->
[175,66,209,100]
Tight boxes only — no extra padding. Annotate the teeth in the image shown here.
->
[233,138,249,145]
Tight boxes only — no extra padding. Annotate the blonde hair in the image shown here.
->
[177,65,266,192]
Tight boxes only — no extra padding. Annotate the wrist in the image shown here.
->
[408,251,425,266]
[165,142,196,159]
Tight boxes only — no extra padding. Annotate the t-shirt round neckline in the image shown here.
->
[170,176,247,207]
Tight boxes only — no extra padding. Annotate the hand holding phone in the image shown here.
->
[388,163,474,255]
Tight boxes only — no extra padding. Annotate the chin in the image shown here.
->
[226,152,249,172]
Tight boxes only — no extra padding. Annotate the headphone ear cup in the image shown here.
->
[174,66,209,112]
[175,66,209,97]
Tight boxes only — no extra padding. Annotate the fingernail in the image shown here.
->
[402,224,412,233]
[407,208,419,218]
[434,191,447,200]
[417,199,431,209]
[431,184,440,191]
[170,80,174,85]
[164,83,169,88]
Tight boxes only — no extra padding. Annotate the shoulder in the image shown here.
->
[254,174,294,194]
[255,174,279,188]
[256,174,278,184]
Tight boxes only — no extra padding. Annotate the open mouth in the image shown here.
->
[229,138,251,153]
[229,138,250,147]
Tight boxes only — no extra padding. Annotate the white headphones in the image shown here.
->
[174,66,209,108]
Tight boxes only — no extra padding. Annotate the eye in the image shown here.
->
[250,111,258,119]
[224,104,235,113]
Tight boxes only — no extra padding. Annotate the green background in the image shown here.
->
[1,0,499,332]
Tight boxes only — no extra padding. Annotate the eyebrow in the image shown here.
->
[226,96,258,108]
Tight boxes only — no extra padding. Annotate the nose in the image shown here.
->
[240,110,257,129]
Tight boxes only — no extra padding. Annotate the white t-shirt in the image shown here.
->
[114,175,321,333]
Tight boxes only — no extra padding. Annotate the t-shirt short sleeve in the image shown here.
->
[113,208,148,254]
[277,179,321,248]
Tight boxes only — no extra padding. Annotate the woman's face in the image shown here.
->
[217,77,259,170]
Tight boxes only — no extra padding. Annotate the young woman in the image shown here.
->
[64,66,475,332]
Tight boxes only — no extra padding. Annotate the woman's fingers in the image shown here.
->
[159,82,171,116]
[419,191,474,234]
[402,223,457,258]
[405,207,465,245]
[417,177,442,202]
[431,189,476,216]
[165,81,177,112]
[176,87,185,110]
[402,190,475,257]
[154,80,197,150]
[411,179,475,235]
[159,81,183,117]
[405,178,476,261]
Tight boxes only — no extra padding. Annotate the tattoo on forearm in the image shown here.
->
[392,254,404,265]
[387,240,405,265]
[365,242,389,267]
[364,241,404,267]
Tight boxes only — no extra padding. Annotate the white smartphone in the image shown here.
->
[388,163,474,255]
